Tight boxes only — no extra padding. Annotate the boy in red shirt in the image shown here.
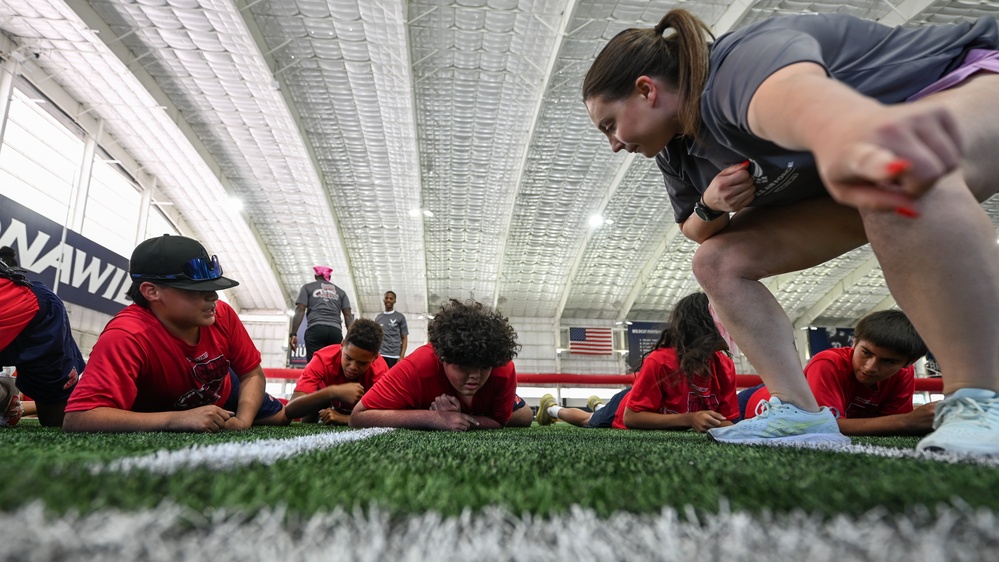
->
[63,235,289,432]
[350,298,520,431]
[285,318,389,425]
[743,310,936,436]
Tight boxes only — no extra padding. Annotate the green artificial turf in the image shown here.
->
[1,421,995,520]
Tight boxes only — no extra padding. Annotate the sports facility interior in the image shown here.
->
[7,0,999,374]
[0,0,999,560]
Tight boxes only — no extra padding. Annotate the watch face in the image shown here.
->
[694,202,722,221]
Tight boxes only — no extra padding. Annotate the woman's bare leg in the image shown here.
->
[692,196,867,411]
[868,73,999,394]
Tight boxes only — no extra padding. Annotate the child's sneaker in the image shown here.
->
[917,388,999,456]
[536,394,556,426]
[708,396,849,446]
[586,395,603,412]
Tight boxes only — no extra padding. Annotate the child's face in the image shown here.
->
[340,343,377,381]
[148,284,220,329]
[851,340,909,387]
[442,363,492,398]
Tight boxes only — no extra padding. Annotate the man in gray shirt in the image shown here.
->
[290,266,354,362]
[374,291,408,368]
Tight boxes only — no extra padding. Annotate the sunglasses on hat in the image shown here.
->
[130,255,224,282]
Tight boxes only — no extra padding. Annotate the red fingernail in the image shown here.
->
[740,160,750,167]
[886,160,910,176]
[895,206,919,218]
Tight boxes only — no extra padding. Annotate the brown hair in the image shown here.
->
[646,291,729,380]
[854,310,928,364]
[582,9,714,138]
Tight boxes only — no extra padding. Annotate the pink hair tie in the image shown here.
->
[313,266,333,281]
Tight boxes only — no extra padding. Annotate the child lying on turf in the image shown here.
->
[63,235,289,433]
[285,318,388,425]
[536,292,738,431]
[0,246,86,427]
[742,310,936,436]
[350,298,520,431]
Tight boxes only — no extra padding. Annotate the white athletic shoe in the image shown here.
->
[708,396,849,446]
[917,388,999,456]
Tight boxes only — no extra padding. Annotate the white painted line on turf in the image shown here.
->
[4,501,998,561]
[89,428,394,475]
[745,440,999,467]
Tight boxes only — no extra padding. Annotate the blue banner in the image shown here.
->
[627,321,668,372]
[0,193,130,316]
[807,327,855,356]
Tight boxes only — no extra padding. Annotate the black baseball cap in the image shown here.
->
[129,235,239,291]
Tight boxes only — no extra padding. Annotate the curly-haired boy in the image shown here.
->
[350,298,520,431]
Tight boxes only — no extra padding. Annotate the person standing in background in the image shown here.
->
[375,291,408,368]
[290,266,354,362]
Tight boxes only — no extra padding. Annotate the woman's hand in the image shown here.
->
[816,104,962,215]
[702,160,755,212]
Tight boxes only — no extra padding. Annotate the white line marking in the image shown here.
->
[89,428,394,475]
[741,440,999,467]
[2,500,997,560]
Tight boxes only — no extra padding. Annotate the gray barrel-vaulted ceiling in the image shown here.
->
[2,0,998,328]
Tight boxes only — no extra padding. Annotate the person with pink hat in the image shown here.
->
[290,265,354,362]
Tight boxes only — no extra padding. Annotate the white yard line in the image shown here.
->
[90,427,394,475]
[2,500,997,561]
[745,440,999,467]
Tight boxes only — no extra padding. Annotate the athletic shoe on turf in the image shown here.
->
[0,376,23,427]
[917,388,999,456]
[707,396,849,446]
[536,393,556,426]
[587,395,603,412]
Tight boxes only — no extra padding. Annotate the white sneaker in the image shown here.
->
[708,396,849,446]
[917,388,999,456]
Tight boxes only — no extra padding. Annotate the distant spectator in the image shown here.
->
[290,266,354,362]
[285,319,388,425]
[0,245,86,427]
[374,291,408,368]
[350,299,520,431]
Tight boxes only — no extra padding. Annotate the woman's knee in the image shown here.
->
[691,239,753,289]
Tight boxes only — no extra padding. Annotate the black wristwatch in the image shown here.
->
[694,199,726,221]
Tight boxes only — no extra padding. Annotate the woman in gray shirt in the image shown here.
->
[583,9,999,456]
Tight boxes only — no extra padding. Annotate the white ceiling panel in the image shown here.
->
[1,0,997,331]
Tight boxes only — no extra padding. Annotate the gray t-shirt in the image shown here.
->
[375,310,409,357]
[660,13,999,222]
[296,281,351,329]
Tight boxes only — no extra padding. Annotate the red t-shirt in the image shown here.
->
[619,347,739,429]
[359,344,516,425]
[66,302,261,413]
[744,346,915,419]
[0,280,39,350]
[294,344,388,413]
[806,346,914,418]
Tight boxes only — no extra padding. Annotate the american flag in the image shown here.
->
[569,327,613,355]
